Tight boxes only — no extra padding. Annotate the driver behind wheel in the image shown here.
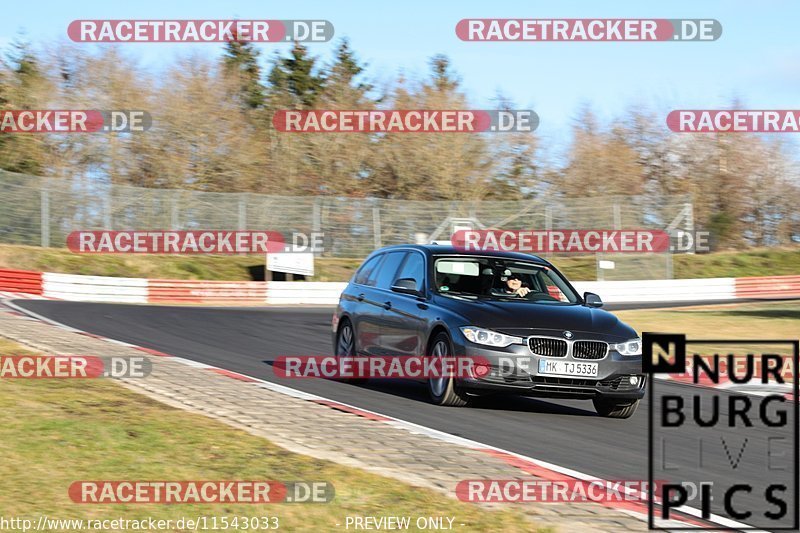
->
[497,271,530,297]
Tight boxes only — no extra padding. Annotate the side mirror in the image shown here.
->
[584,292,603,308]
[391,278,423,297]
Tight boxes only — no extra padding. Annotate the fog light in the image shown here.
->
[474,364,491,378]
[629,376,638,385]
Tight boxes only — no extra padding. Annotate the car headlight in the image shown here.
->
[460,326,523,348]
[613,338,642,356]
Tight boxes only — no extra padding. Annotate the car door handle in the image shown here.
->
[357,293,365,302]
[383,301,392,310]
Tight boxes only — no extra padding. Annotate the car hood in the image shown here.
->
[438,296,637,342]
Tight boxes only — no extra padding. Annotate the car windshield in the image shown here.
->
[433,256,580,304]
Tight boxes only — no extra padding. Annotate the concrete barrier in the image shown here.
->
[43,272,147,303]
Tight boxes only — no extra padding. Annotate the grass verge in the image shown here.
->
[0,339,543,532]
[615,301,800,340]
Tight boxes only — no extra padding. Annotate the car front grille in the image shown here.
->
[528,337,568,357]
[572,340,609,360]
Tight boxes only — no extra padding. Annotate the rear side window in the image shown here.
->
[395,252,425,292]
[364,255,386,286]
[375,252,408,289]
[354,254,383,285]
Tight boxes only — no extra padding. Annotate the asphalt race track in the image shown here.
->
[13,300,797,529]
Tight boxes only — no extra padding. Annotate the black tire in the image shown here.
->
[427,332,470,407]
[335,319,367,384]
[593,398,639,419]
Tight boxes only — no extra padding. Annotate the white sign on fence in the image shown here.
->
[267,252,315,276]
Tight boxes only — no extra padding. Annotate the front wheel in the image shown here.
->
[427,332,470,407]
[593,398,639,419]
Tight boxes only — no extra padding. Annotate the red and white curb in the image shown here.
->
[0,291,53,300]
[0,298,760,531]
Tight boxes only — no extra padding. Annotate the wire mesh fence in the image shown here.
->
[0,170,694,279]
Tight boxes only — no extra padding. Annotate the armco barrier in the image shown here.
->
[0,268,43,295]
[43,272,147,303]
[735,275,800,299]
[148,279,267,303]
[573,278,736,304]
[265,281,348,305]
[1,268,799,305]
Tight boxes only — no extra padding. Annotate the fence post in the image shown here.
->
[170,192,179,228]
[104,194,112,229]
[238,193,247,230]
[312,198,322,255]
[684,201,695,255]
[312,198,322,233]
[544,205,552,260]
[373,206,382,249]
[41,185,50,248]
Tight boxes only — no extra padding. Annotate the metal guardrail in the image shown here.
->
[1,268,798,305]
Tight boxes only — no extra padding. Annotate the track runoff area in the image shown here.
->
[7,295,798,531]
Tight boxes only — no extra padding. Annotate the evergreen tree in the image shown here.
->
[430,54,459,93]
[324,39,371,105]
[0,36,48,174]
[267,43,324,109]
[222,39,265,109]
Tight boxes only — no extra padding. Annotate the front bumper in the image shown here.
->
[456,336,646,400]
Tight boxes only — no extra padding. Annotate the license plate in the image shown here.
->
[538,359,598,377]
